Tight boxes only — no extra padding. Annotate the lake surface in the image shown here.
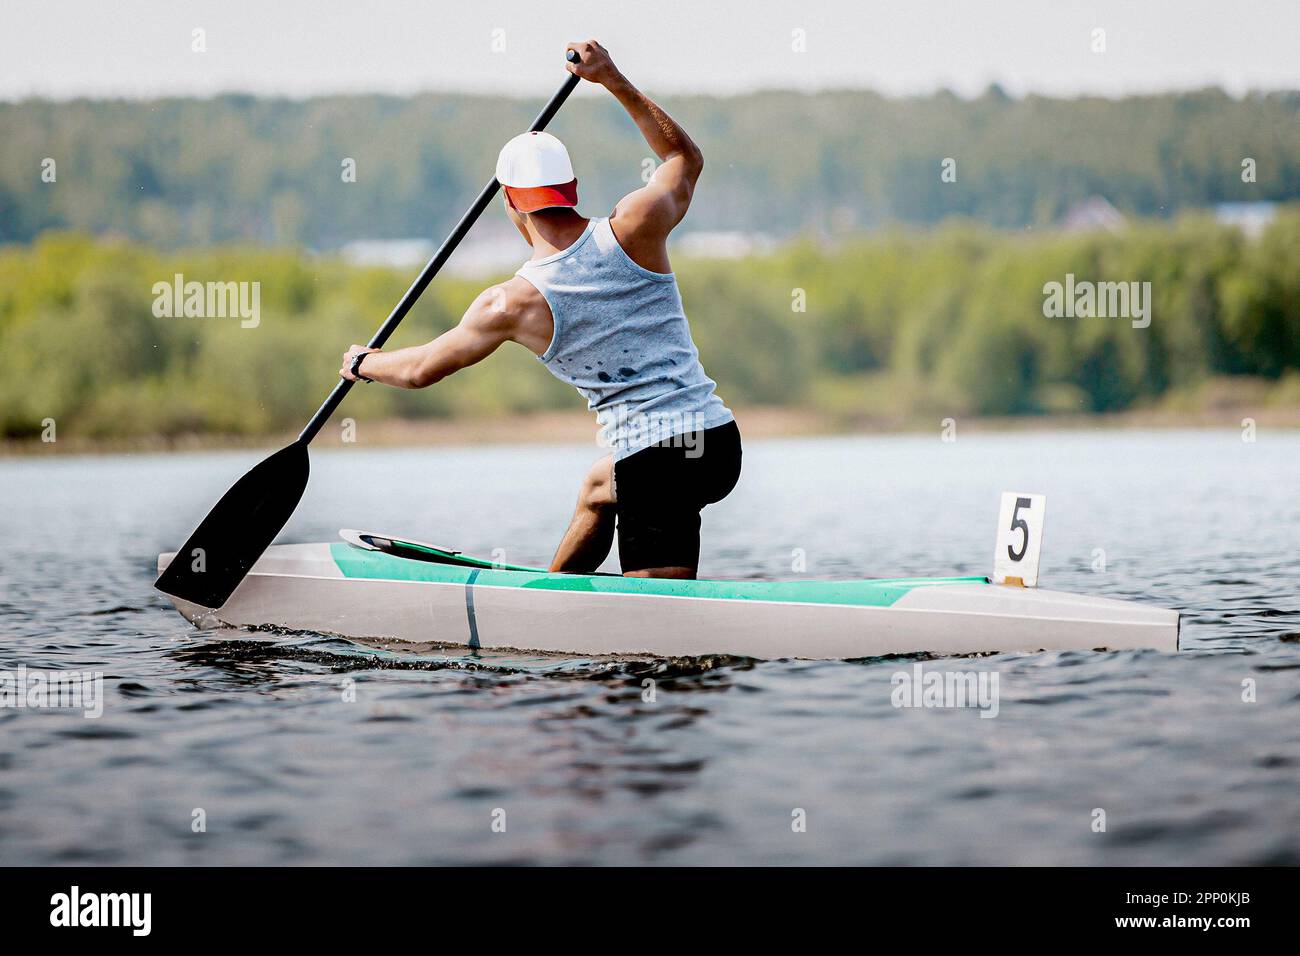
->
[1,430,1297,865]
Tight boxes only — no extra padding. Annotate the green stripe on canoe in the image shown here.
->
[368,537,539,572]
[329,542,987,608]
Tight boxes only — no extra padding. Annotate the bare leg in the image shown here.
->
[549,456,617,573]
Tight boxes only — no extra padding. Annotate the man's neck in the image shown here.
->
[525,209,590,258]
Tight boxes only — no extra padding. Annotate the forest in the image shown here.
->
[2,87,1298,245]
[3,211,1297,440]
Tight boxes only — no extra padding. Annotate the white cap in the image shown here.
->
[495,131,578,212]
[496,131,574,187]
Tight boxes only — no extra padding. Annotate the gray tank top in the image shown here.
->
[516,217,733,459]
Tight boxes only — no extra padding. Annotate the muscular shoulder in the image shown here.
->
[464,277,541,328]
[608,203,674,274]
[466,276,552,355]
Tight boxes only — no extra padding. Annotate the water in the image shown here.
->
[1,430,1297,864]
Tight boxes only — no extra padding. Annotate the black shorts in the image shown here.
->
[613,420,742,573]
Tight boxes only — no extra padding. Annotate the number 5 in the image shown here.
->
[1007,496,1032,562]
[993,491,1046,587]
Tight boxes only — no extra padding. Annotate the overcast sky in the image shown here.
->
[3,0,1298,101]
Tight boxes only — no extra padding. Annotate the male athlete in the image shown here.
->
[340,39,740,579]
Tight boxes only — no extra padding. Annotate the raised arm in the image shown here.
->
[566,39,703,242]
[340,282,521,389]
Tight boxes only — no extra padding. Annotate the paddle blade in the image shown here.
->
[155,441,310,608]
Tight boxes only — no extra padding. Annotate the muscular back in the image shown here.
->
[504,142,705,354]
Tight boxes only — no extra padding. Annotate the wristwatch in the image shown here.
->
[350,350,374,383]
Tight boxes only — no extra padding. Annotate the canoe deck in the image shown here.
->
[157,536,1180,660]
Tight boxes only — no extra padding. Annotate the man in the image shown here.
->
[340,39,740,579]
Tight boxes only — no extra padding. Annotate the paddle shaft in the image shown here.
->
[299,51,582,444]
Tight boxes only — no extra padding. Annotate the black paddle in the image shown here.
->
[156,50,583,609]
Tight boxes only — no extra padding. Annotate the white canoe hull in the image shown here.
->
[158,543,1179,659]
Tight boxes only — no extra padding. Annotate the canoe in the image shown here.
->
[157,530,1180,659]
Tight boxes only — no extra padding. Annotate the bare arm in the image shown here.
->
[567,39,702,239]
[340,284,517,389]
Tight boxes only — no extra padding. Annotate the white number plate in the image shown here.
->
[993,492,1046,587]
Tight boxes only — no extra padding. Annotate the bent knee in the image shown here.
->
[580,458,615,510]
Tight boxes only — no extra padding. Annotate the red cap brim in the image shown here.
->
[503,178,578,213]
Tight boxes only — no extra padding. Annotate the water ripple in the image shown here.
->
[1,433,1297,864]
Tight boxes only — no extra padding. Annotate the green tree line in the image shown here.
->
[2,213,1298,440]
[2,87,1298,245]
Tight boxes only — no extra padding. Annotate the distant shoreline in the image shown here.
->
[5,404,1296,457]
